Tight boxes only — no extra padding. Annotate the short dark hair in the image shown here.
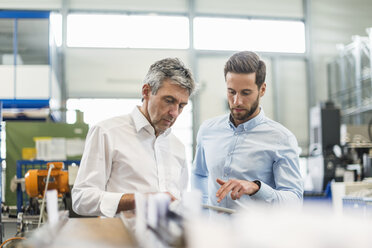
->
[224,51,266,88]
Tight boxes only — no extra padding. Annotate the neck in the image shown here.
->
[139,105,149,121]
[139,105,161,137]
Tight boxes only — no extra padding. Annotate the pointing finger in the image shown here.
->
[216,180,230,196]
[217,182,237,202]
[216,178,226,186]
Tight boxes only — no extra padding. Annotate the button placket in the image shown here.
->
[157,139,169,192]
[223,132,240,179]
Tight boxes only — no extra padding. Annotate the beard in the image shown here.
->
[230,94,260,124]
[152,115,175,134]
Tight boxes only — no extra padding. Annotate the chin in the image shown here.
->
[159,126,169,133]
[233,111,247,118]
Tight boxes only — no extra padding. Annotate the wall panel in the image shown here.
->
[66,49,189,98]
[196,0,303,18]
[0,0,61,10]
[69,0,187,13]
[276,59,308,149]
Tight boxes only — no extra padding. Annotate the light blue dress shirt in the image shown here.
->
[192,108,303,209]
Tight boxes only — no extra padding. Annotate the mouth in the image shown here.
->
[162,119,173,125]
[233,108,245,113]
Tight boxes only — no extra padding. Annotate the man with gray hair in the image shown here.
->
[72,58,196,217]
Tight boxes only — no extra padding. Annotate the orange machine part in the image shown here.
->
[24,162,69,198]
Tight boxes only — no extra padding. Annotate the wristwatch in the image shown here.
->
[250,180,261,196]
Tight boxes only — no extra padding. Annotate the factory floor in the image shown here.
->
[1,221,18,243]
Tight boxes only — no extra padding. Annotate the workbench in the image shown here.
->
[26,217,136,248]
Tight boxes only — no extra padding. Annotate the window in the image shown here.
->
[65,13,305,53]
[194,17,305,53]
[67,14,189,49]
[66,98,141,125]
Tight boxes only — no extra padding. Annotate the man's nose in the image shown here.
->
[169,105,180,119]
[233,94,242,105]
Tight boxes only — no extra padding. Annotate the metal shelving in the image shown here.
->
[0,101,2,244]
[328,31,372,125]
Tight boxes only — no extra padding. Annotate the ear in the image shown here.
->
[259,82,266,97]
[142,84,151,100]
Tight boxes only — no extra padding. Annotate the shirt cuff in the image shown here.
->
[100,192,125,217]
[249,181,274,204]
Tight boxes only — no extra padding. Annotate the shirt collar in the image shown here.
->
[228,106,265,131]
[131,106,171,137]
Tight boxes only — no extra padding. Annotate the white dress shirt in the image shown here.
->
[72,106,188,217]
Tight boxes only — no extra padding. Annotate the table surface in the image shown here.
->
[50,217,136,248]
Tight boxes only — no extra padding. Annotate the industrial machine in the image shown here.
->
[4,161,80,240]
[308,101,342,192]
[24,162,69,199]
[307,101,372,193]
[10,160,80,215]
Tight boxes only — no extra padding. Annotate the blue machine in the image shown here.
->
[16,160,80,213]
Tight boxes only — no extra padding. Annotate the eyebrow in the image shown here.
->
[164,95,188,105]
[228,88,252,92]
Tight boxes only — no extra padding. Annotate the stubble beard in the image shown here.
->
[230,95,260,123]
[152,115,175,135]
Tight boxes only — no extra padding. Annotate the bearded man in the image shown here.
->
[192,51,303,210]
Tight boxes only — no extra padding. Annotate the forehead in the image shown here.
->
[226,72,256,90]
[156,79,189,101]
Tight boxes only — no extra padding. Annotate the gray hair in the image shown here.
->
[143,58,196,96]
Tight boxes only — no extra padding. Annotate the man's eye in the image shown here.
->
[165,99,173,103]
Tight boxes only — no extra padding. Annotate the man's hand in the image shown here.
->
[117,193,135,212]
[148,192,177,202]
[164,192,177,202]
[117,192,177,213]
[216,178,259,203]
